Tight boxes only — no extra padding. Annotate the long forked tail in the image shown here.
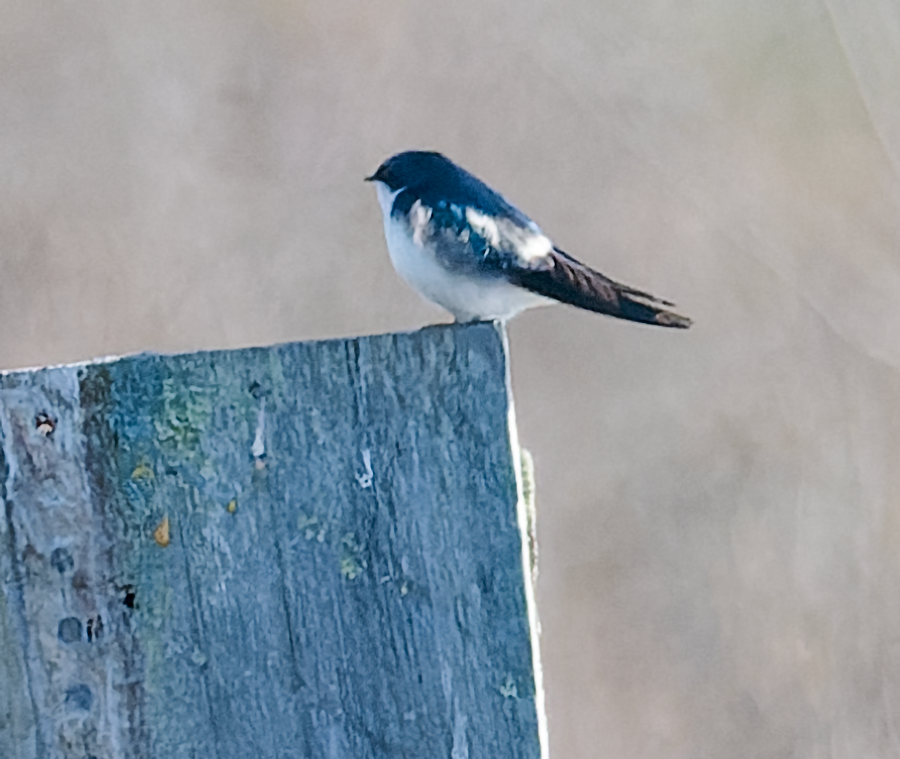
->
[513,247,692,328]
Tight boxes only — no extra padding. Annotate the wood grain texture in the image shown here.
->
[0,323,543,759]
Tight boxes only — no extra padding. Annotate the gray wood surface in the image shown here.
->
[0,323,544,759]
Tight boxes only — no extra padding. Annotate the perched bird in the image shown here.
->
[366,150,691,327]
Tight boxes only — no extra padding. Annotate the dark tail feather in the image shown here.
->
[615,282,676,308]
[513,247,692,329]
[613,291,692,328]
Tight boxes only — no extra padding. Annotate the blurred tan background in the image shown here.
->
[3,0,900,756]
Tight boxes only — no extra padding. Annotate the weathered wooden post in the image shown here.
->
[0,322,546,758]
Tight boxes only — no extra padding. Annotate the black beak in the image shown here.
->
[364,174,375,182]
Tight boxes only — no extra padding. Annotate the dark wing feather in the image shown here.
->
[389,154,691,328]
[509,247,692,329]
[394,190,542,277]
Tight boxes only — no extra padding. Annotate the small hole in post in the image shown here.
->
[57,617,82,643]
[35,413,55,436]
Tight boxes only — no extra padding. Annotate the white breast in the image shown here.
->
[372,181,552,322]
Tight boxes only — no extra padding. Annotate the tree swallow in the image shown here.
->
[366,151,691,328]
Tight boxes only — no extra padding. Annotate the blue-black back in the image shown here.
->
[377,151,536,230]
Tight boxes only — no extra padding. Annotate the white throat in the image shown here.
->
[373,181,404,218]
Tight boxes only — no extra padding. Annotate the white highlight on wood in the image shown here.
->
[356,449,373,489]
[498,326,550,759]
[451,699,469,759]
[251,405,265,458]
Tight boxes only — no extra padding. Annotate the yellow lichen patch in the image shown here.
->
[153,516,170,547]
[340,556,362,580]
[339,533,366,580]
[226,498,237,514]
[131,462,155,481]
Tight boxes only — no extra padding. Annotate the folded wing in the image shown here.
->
[508,247,692,328]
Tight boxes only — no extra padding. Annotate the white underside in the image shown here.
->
[373,182,552,322]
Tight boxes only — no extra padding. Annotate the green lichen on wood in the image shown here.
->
[520,447,538,581]
[1,324,544,759]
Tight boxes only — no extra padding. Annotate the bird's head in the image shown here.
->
[365,150,455,193]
